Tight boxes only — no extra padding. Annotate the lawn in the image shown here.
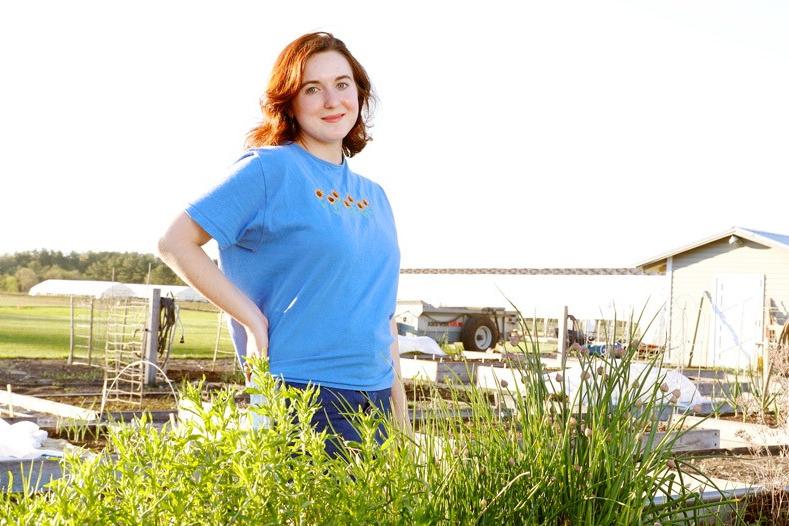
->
[0,293,226,359]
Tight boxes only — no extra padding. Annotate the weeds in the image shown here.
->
[0,309,746,524]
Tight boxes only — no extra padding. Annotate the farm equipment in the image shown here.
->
[394,300,519,352]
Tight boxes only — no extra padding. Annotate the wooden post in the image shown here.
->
[213,310,223,370]
[87,298,95,366]
[68,296,74,366]
[558,306,568,368]
[531,311,537,341]
[6,385,13,418]
[144,288,161,386]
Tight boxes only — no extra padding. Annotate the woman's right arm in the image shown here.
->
[156,212,269,362]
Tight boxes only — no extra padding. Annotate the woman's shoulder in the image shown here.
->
[238,144,296,166]
[353,170,387,195]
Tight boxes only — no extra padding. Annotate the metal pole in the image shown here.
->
[87,298,94,366]
[531,311,537,342]
[144,288,161,386]
[558,306,568,369]
[68,296,74,365]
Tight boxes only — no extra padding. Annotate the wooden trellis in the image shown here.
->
[102,296,150,406]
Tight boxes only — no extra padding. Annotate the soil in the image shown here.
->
[688,453,789,524]
[717,412,784,428]
[1,358,243,412]
[688,453,789,487]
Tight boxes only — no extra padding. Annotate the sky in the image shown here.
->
[1,0,787,269]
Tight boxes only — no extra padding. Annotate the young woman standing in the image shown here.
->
[157,32,410,454]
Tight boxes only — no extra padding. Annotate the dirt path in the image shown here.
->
[0,358,240,396]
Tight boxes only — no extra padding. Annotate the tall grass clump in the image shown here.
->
[1,307,744,524]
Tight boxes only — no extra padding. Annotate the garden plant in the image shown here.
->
[0,309,746,525]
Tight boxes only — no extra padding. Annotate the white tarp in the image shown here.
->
[29,280,206,302]
[126,284,206,302]
[29,279,134,299]
[398,335,446,357]
[543,363,709,411]
[0,418,50,461]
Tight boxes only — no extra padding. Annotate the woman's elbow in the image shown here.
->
[157,213,208,260]
[156,235,174,261]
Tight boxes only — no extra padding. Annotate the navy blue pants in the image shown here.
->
[285,381,391,458]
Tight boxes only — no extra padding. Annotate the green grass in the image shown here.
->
[0,293,225,359]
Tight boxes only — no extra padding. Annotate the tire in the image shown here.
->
[461,316,500,352]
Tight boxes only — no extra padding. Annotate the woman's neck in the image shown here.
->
[296,137,344,165]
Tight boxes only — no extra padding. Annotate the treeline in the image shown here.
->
[0,250,183,293]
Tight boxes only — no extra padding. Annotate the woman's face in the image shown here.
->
[292,50,359,153]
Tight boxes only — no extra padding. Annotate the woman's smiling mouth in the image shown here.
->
[321,113,345,123]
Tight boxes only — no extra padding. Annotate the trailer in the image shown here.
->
[394,300,520,352]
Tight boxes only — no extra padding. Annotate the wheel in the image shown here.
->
[461,316,500,352]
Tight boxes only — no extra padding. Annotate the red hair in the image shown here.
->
[245,33,374,157]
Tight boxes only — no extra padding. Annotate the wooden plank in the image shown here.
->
[1,457,63,493]
[476,364,524,392]
[0,391,97,422]
[0,439,94,493]
[683,415,789,449]
[641,429,720,453]
[400,358,439,382]
[400,358,474,384]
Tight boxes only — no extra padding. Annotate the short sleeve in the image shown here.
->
[186,151,267,250]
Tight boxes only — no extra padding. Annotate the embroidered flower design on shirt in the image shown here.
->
[315,188,370,218]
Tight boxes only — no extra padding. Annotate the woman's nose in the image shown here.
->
[323,89,340,108]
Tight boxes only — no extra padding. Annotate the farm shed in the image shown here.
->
[29,279,134,299]
[636,227,789,369]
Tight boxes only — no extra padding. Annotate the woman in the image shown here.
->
[157,32,411,454]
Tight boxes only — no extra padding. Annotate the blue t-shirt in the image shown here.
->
[186,143,400,390]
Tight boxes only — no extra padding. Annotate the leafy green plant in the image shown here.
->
[1,306,747,525]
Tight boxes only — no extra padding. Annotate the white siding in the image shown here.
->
[667,238,789,368]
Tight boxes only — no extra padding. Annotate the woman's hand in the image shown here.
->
[244,320,269,383]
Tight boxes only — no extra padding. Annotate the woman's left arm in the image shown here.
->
[389,319,413,436]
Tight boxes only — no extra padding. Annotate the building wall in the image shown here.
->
[667,238,789,368]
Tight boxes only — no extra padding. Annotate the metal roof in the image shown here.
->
[401,268,651,275]
[634,226,789,269]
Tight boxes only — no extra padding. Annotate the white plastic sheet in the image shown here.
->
[0,418,49,461]
[397,335,446,357]
[544,363,709,411]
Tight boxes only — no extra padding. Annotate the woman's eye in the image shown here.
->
[305,86,319,95]
[337,81,349,90]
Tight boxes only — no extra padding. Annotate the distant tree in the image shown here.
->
[0,250,185,286]
[149,263,183,285]
[43,265,66,280]
[2,275,19,293]
[14,267,39,292]
[43,265,80,280]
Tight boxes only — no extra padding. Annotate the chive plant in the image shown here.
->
[1,308,746,524]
